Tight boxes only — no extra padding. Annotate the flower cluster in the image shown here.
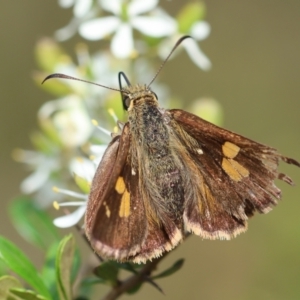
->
[57,0,211,69]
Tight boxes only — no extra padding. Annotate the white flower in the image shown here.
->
[13,149,62,208]
[52,112,115,228]
[53,157,94,228]
[79,0,177,58]
[70,157,96,182]
[52,187,87,228]
[20,156,58,194]
[39,95,93,148]
[56,0,97,40]
[54,205,87,228]
[184,21,211,70]
[58,0,93,18]
[52,155,101,228]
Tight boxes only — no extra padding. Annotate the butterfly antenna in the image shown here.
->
[118,71,131,89]
[42,73,127,94]
[147,35,192,87]
[118,72,132,110]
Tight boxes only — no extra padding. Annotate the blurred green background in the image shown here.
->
[1,1,300,299]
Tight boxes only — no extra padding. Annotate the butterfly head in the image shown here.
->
[121,84,159,111]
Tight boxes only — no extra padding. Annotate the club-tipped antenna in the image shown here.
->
[147,35,192,87]
[43,36,192,93]
[42,73,127,94]
[118,72,131,88]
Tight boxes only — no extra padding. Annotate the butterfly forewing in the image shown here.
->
[86,124,147,260]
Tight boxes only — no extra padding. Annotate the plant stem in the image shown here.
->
[102,254,168,300]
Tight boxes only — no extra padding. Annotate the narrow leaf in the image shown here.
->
[94,261,119,285]
[114,262,138,274]
[41,243,60,300]
[0,236,52,299]
[77,277,103,299]
[151,259,184,280]
[71,248,81,283]
[9,196,60,249]
[10,288,48,300]
[126,282,142,295]
[0,275,22,299]
[55,234,75,300]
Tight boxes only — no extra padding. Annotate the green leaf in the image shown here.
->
[35,39,66,73]
[77,277,103,299]
[151,259,184,280]
[10,288,48,300]
[187,98,223,126]
[0,275,22,299]
[55,235,75,300]
[0,236,52,299]
[71,248,81,284]
[177,2,206,33]
[9,196,60,249]
[41,243,60,300]
[42,241,80,300]
[126,282,142,295]
[38,119,63,147]
[30,131,59,154]
[0,259,8,277]
[114,262,138,274]
[94,261,119,285]
[73,173,90,194]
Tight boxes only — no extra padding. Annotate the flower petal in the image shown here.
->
[70,157,95,182]
[55,18,79,41]
[190,21,211,41]
[100,0,121,15]
[183,39,211,71]
[20,163,52,194]
[58,0,74,8]
[90,144,108,155]
[74,0,93,18]
[35,181,64,208]
[79,17,120,40]
[53,205,86,228]
[59,201,86,206]
[90,144,108,164]
[128,0,158,17]
[46,96,93,147]
[131,16,176,37]
[111,24,134,58]
[21,171,48,194]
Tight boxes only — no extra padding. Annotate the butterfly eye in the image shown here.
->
[123,95,131,110]
[153,92,158,100]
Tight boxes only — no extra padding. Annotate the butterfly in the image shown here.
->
[43,36,300,264]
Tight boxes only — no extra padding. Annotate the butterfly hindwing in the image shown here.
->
[169,109,300,239]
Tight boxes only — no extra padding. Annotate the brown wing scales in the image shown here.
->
[86,123,182,262]
[86,124,147,260]
[170,109,300,239]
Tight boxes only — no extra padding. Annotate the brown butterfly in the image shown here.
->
[44,36,300,264]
